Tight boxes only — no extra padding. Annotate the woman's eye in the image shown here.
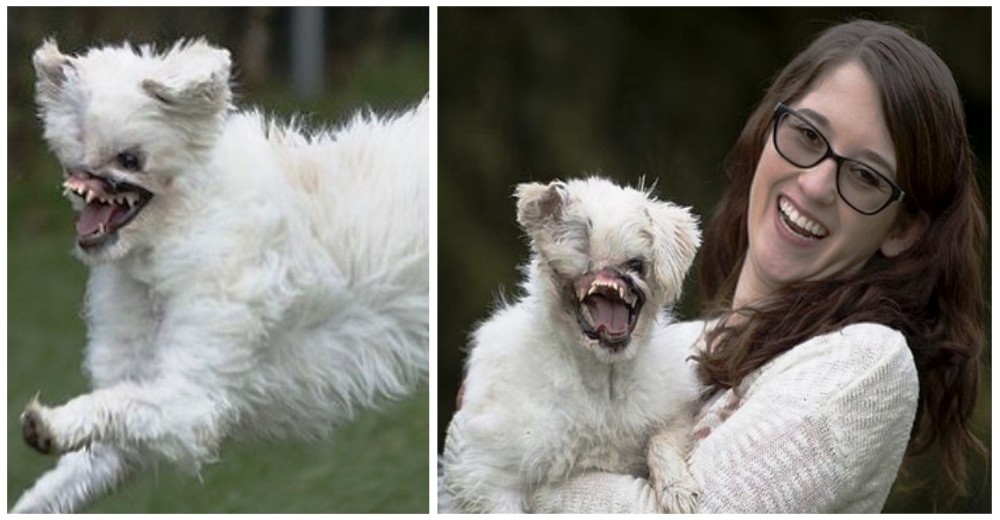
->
[797,125,822,146]
[116,152,141,172]
[786,117,822,147]
[857,170,878,186]
[851,166,884,189]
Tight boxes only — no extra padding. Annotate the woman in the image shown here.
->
[529,19,987,513]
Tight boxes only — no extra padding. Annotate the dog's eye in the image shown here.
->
[626,259,645,273]
[116,152,142,172]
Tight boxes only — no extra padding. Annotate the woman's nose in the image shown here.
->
[797,157,839,206]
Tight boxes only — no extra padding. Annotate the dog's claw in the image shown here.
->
[21,396,56,455]
[660,486,698,514]
[653,479,699,514]
[655,482,699,514]
[649,454,700,513]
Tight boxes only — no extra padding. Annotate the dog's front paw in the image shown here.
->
[21,396,57,454]
[653,478,700,514]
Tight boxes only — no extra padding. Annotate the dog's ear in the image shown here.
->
[646,201,701,302]
[515,180,568,233]
[33,38,74,110]
[142,39,231,117]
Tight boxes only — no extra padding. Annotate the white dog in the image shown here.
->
[13,38,428,513]
[441,177,702,513]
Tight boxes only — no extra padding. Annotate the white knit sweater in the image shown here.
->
[528,320,920,513]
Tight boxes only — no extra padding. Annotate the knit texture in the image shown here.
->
[529,320,919,513]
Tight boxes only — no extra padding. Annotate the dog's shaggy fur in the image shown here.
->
[441,178,702,513]
[12,38,428,513]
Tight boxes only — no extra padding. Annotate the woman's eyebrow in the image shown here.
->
[797,107,832,131]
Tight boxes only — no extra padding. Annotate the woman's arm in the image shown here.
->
[530,323,919,513]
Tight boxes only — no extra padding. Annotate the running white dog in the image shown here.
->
[442,177,702,513]
[13,38,428,513]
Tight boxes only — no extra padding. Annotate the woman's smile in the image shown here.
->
[776,195,828,240]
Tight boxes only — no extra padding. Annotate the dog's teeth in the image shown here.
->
[97,223,106,235]
[85,191,96,204]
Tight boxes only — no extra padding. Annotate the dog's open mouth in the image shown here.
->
[573,269,645,352]
[61,170,153,249]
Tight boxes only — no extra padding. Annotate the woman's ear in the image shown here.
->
[880,210,930,257]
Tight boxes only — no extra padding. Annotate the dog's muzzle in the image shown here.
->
[61,169,153,249]
[571,268,645,351]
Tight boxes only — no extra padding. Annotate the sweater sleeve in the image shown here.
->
[529,323,919,514]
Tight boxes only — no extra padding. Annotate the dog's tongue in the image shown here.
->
[586,295,630,335]
[76,204,117,236]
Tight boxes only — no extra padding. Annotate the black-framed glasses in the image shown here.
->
[772,103,905,215]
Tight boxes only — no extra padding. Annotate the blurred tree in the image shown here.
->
[239,7,274,89]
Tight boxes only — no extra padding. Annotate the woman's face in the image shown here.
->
[735,61,909,307]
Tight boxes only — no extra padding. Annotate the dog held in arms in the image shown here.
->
[12,39,428,513]
[441,177,702,513]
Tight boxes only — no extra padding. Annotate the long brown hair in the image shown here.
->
[694,20,987,497]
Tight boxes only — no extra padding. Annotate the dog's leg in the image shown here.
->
[444,473,527,514]
[446,479,527,514]
[647,418,700,513]
[441,416,528,513]
[10,442,137,513]
[20,375,229,471]
[20,289,277,470]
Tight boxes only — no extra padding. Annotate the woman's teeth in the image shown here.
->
[779,198,828,238]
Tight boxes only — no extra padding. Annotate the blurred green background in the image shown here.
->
[437,7,990,513]
[8,7,429,513]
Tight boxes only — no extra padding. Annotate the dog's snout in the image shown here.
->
[65,167,91,180]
